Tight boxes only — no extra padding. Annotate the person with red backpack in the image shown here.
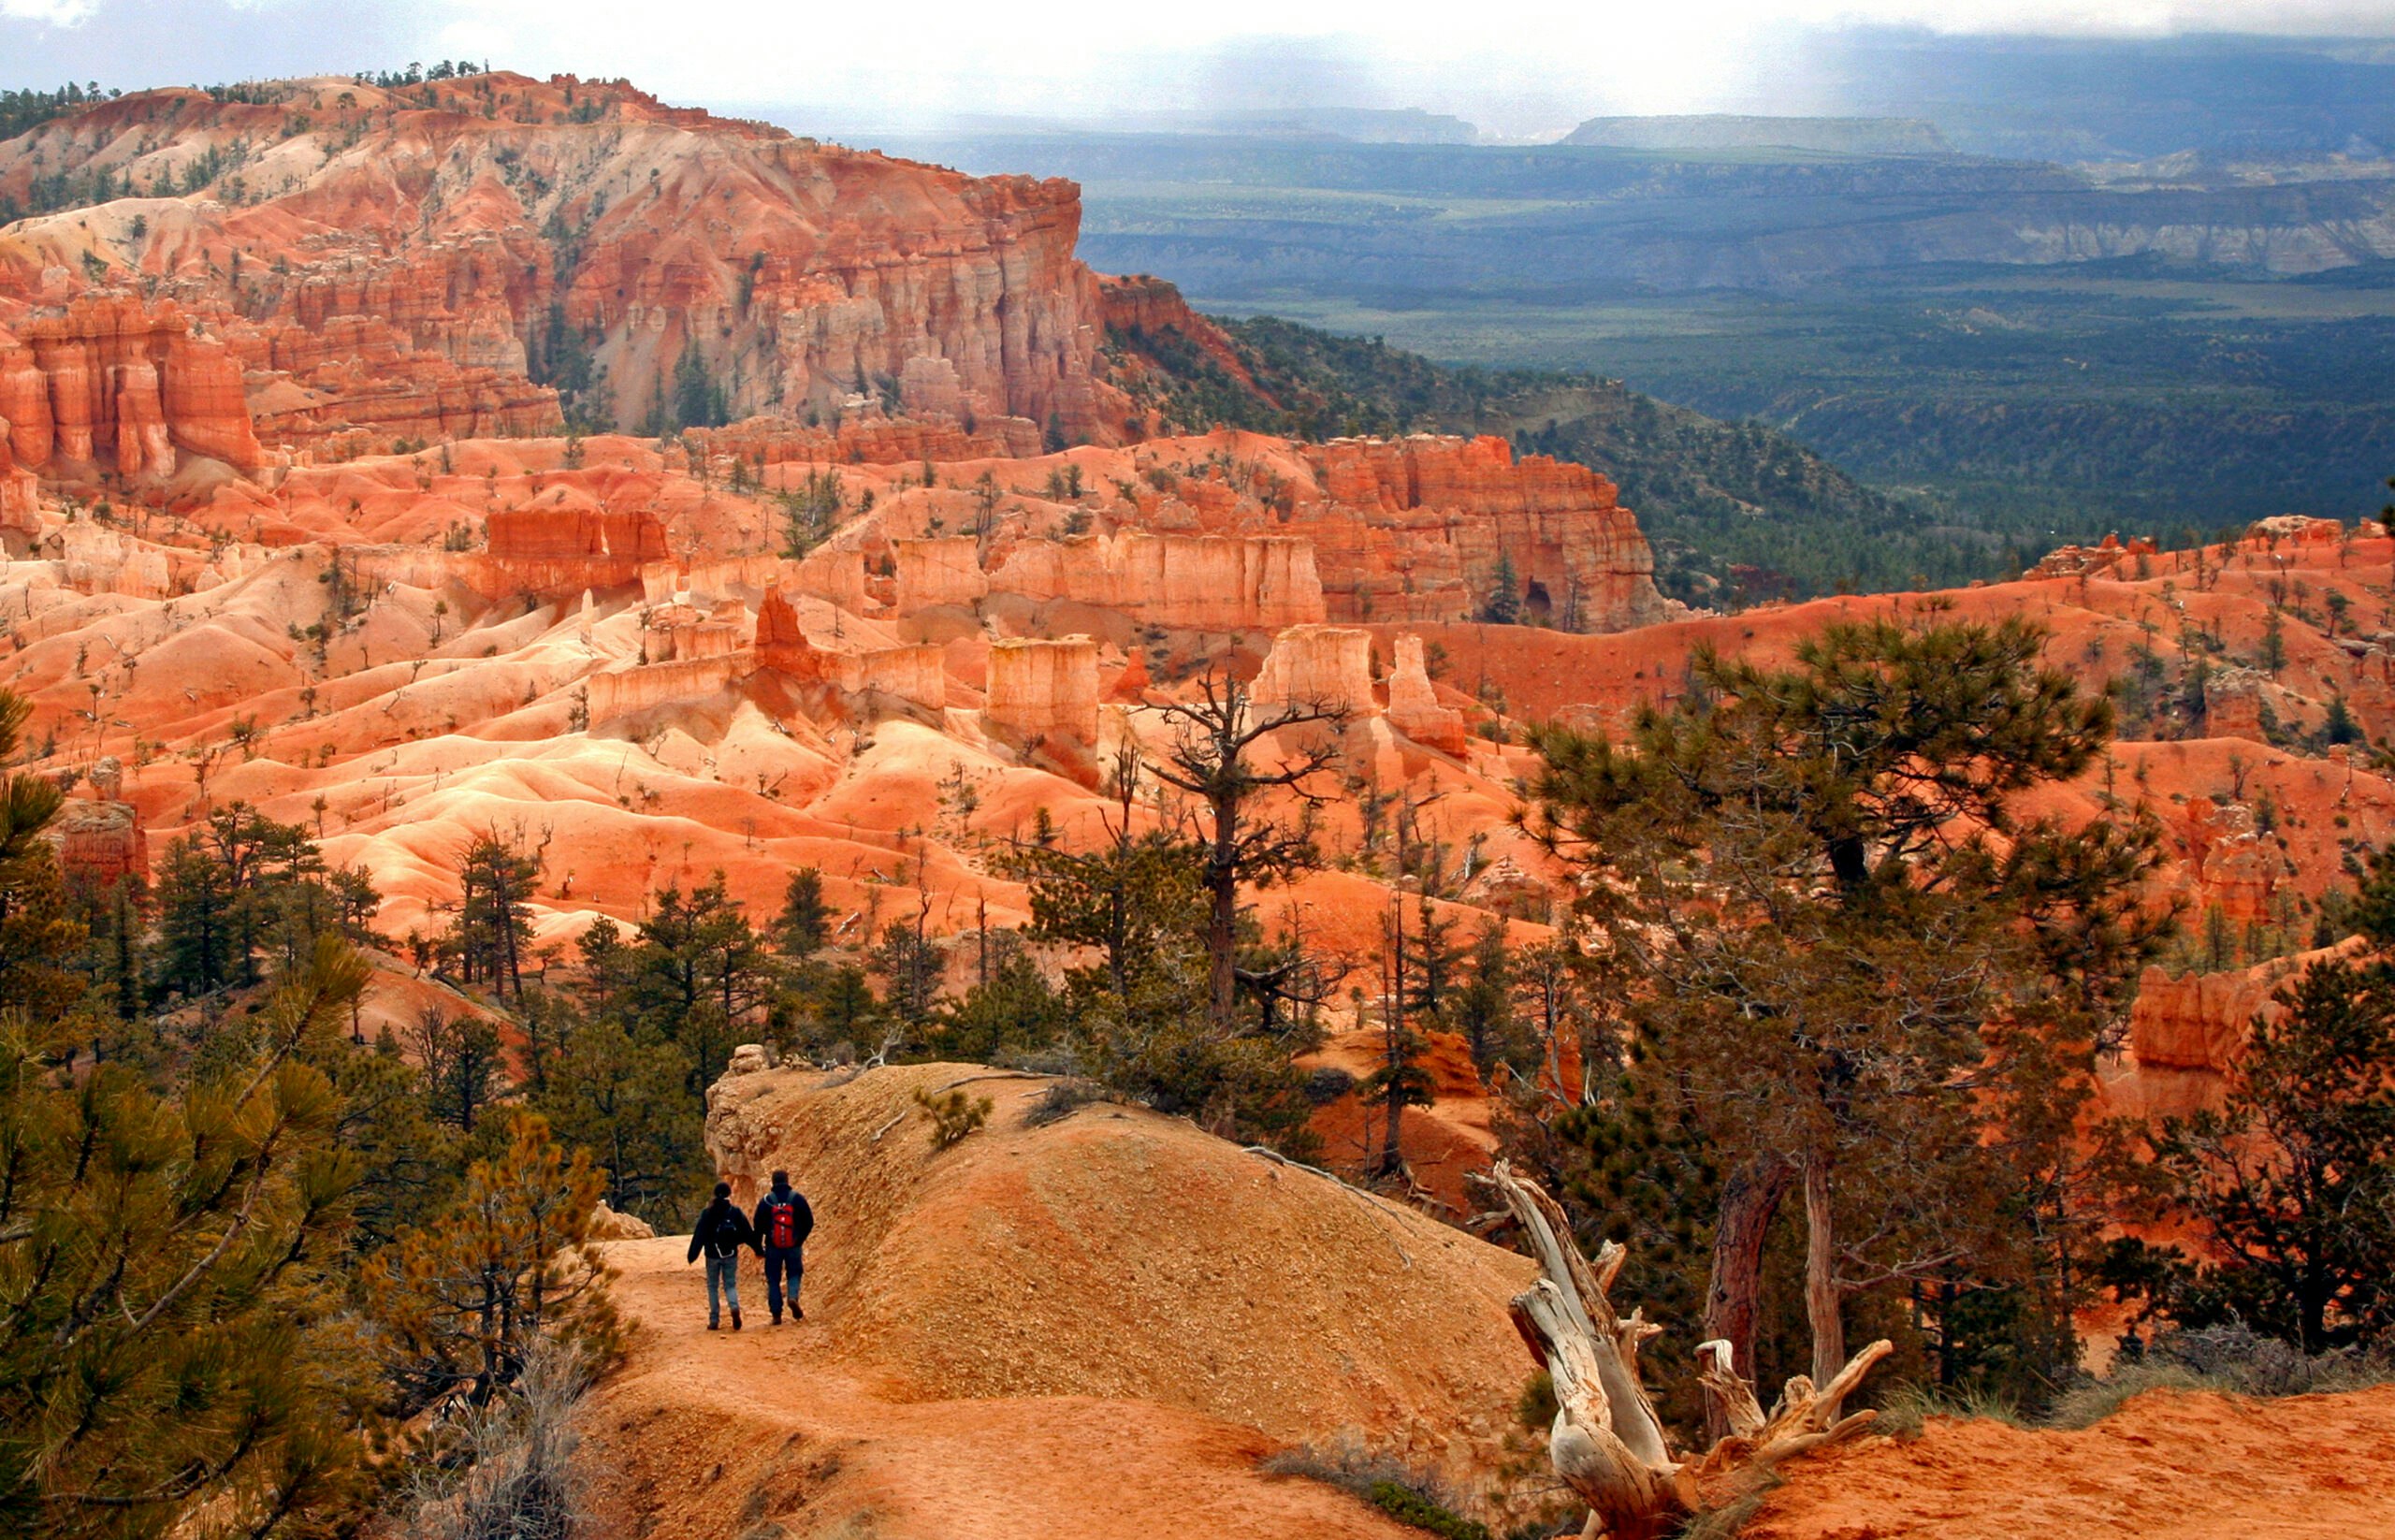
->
[750,1170,815,1324]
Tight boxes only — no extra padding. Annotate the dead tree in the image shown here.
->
[1479,1162,1891,1540]
[1150,672,1346,1033]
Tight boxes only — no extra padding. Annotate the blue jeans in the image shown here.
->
[704,1252,741,1325]
[763,1247,804,1318]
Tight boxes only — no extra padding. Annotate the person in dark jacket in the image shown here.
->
[687,1181,759,1330]
[749,1169,815,1324]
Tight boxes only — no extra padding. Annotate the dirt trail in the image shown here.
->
[1747,1386,2395,1540]
[584,1235,1435,1540]
[578,1061,1544,1540]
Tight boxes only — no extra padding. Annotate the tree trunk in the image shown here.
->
[1206,814,1239,1033]
[1703,1155,1792,1440]
[1804,1155,1847,1407]
[1479,1163,1891,1540]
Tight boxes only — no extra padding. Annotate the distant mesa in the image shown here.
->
[1560,113,1955,155]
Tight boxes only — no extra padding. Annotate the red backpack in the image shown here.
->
[765,1197,798,1250]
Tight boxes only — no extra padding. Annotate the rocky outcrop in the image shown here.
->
[893,537,991,613]
[1254,624,1375,716]
[2202,669,2269,744]
[2127,941,2359,1073]
[1292,437,1663,633]
[46,793,147,889]
[989,531,1325,632]
[481,500,670,597]
[587,1200,656,1242]
[986,635,1099,745]
[1385,633,1469,754]
[0,297,262,478]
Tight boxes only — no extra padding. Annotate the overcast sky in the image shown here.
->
[6,0,2395,136]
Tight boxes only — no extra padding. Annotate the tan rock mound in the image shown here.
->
[580,1061,1544,1539]
[700,1061,1536,1476]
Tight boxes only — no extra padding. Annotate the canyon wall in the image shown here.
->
[988,530,1325,631]
[0,75,1133,454]
[1386,633,1469,754]
[1254,624,1376,716]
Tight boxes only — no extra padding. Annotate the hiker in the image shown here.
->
[751,1169,815,1324]
[687,1181,760,1330]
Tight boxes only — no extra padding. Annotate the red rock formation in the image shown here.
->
[2127,941,2359,1074]
[893,537,991,613]
[1107,647,1152,704]
[1286,437,1662,632]
[987,635,1099,745]
[2201,669,2268,743]
[752,585,816,678]
[47,796,148,889]
[0,298,263,477]
[988,531,1325,632]
[0,76,1134,452]
[482,499,670,597]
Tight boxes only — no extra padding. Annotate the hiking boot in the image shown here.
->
[770,1312,781,1326]
[732,1309,743,1331]
[707,1321,719,1331]
[792,1306,805,1321]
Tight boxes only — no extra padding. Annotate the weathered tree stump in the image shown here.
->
[1478,1162,1892,1539]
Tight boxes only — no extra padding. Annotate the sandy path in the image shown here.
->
[580,1236,1427,1540]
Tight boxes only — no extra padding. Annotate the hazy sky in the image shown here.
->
[6,0,2395,135]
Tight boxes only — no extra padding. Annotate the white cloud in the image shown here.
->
[0,0,101,23]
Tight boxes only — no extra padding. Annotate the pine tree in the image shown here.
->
[0,938,375,1537]
[1479,547,1522,624]
[449,830,543,1000]
[2149,868,2395,1350]
[773,866,831,959]
[365,1111,624,1414]
[536,1019,703,1225]
[1520,617,2168,1409]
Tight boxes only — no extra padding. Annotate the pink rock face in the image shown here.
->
[988,531,1325,632]
[111,358,172,478]
[0,298,263,478]
[986,634,1099,745]
[893,537,992,613]
[0,342,53,468]
[483,501,672,597]
[1254,624,1375,717]
[1286,437,1663,633]
[1386,633,1469,755]
[2127,942,2356,1072]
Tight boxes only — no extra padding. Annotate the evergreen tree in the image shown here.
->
[364,1111,623,1414]
[1479,548,1522,624]
[773,865,831,958]
[0,938,375,1538]
[1521,617,2168,1410]
[448,830,543,1000]
[627,876,775,1090]
[670,337,726,430]
[2148,867,2395,1350]
[535,1018,704,1225]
